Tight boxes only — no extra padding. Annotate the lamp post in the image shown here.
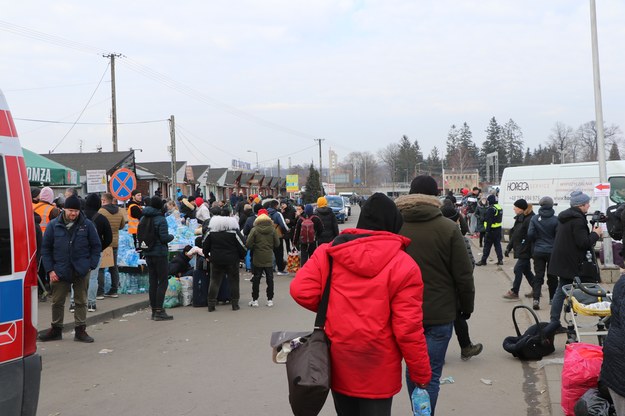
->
[247,150,259,172]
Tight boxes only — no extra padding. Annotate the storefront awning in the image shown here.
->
[22,148,79,186]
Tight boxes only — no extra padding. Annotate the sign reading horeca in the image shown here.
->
[286,174,299,192]
[86,170,108,193]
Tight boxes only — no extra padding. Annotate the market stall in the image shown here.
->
[23,148,79,186]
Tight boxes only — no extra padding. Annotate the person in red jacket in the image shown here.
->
[290,193,431,415]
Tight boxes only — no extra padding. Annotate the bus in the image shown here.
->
[0,89,42,415]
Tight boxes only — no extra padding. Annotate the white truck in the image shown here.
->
[498,161,625,236]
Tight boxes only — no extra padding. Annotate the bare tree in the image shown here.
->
[576,121,623,161]
[547,122,575,163]
[378,143,400,183]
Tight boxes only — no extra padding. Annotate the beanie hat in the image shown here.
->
[150,196,163,210]
[85,193,102,211]
[513,199,528,210]
[195,197,204,206]
[31,186,41,199]
[409,175,439,196]
[64,195,81,210]
[570,191,590,207]
[487,194,497,205]
[304,204,314,217]
[317,197,328,208]
[441,204,460,222]
[253,204,263,214]
[356,193,403,233]
[40,187,54,204]
[461,188,469,196]
[258,208,269,216]
[539,196,554,208]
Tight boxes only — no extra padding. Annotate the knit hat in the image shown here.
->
[487,194,497,205]
[570,191,590,207]
[150,196,163,210]
[461,188,469,196]
[85,193,102,211]
[64,195,81,210]
[304,204,314,217]
[195,197,204,206]
[258,208,269,216]
[514,199,528,210]
[409,175,439,196]
[40,187,54,204]
[31,186,41,199]
[539,196,554,208]
[441,204,460,222]
[317,197,328,208]
[356,193,403,233]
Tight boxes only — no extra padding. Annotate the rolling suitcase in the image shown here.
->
[192,258,209,307]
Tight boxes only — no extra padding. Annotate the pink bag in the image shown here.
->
[561,343,603,416]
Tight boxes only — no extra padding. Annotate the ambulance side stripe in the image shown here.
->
[0,109,18,137]
[6,156,28,272]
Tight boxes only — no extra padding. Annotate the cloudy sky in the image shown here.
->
[1,1,624,171]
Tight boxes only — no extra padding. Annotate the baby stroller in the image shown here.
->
[562,277,612,345]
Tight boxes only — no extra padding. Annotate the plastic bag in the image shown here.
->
[163,277,182,308]
[573,388,613,416]
[287,249,300,273]
[561,343,604,416]
[179,276,193,306]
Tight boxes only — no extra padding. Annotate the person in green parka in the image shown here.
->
[246,210,280,307]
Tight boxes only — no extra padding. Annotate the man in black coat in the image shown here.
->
[548,191,601,327]
[502,199,535,302]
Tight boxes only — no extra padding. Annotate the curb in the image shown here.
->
[37,298,151,337]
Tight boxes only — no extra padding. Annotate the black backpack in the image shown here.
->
[137,216,157,248]
[503,305,556,360]
[606,203,625,241]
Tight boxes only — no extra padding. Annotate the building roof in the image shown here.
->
[44,151,135,176]
[223,170,242,186]
[205,167,228,185]
[135,161,185,179]
[188,165,210,183]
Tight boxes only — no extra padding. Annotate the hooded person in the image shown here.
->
[293,203,324,267]
[246,212,280,307]
[81,194,113,312]
[315,196,339,244]
[394,175,474,413]
[291,192,431,414]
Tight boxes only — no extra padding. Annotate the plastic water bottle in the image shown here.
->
[411,388,431,416]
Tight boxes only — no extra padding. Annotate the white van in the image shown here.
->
[0,89,41,415]
[498,161,625,235]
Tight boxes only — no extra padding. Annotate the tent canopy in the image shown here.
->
[22,148,79,186]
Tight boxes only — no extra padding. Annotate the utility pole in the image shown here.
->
[169,115,176,198]
[277,159,281,195]
[315,138,325,187]
[103,53,122,152]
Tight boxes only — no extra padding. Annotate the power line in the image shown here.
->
[15,117,167,125]
[5,82,104,92]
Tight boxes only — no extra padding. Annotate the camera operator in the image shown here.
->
[548,191,602,332]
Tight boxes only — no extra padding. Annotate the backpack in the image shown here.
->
[606,203,625,240]
[137,216,157,248]
[299,216,316,244]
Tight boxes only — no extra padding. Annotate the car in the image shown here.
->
[0,88,42,415]
[342,196,352,216]
[325,195,348,224]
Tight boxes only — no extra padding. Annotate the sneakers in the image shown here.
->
[267,300,274,307]
[475,260,487,266]
[502,290,520,300]
[69,302,75,313]
[104,291,119,298]
[276,271,289,276]
[532,300,540,310]
[249,300,259,307]
[96,294,105,300]
[88,302,96,312]
[461,343,483,361]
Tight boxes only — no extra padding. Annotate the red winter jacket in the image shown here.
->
[290,228,431,399]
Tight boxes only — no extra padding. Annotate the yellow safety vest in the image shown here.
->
[484,204,503,229]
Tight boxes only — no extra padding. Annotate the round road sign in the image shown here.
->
[109,168,137,201]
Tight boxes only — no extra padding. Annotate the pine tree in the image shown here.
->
[501,119,525,168]
[609,142,621,160]
[480,117,505,181]
[302,165,322,204]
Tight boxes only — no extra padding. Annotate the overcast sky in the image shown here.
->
[1,1,624,171]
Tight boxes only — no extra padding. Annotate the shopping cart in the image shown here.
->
[562,277,612,345]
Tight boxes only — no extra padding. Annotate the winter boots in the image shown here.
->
[208,300,216,312]
[231,300,240,311]
[74,325,94,343]
[38,326,62,342]
[153,308,174,321]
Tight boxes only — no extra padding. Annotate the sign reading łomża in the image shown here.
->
[27,167,51,183]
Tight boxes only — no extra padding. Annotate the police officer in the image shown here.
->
[476,194,504,266]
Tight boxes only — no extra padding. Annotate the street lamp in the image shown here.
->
[247,150,259,172]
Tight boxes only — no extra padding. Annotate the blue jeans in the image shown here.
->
[87,258,102,304]
[406,322,453,416]
[512,258,534,294]
[550,277,572,324]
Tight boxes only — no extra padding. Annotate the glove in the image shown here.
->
[460,312,471,320]
[504,249,510,257]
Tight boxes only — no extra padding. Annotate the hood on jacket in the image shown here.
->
[395,194,442,223]
[102,204,120,215]
[253,214,275,234]
[357,192,403,233]
[558,207,586,224]
[537,206,555,218]
[523,205,534,216]
[85,194,101,211]
[316,206,333,215]
[209,215,240,232]
[142,206,162,217]
[327,229,411,278]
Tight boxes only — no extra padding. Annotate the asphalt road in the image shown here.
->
[37,204,558,416]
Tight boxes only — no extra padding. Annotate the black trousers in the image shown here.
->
[331,391,392,416]
[454,312,471,349]
[274,238,285,272]
[251,266,274,301]
[299,242,318,267]
[480,228,503,262]
[532,252,558,301]
[209,263,240,302]
[146,255,168,309]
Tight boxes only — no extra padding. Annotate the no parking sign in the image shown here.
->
[109,168,136,201]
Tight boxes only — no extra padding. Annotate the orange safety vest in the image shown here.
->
[33,201,54,234]
[127,202,141,234]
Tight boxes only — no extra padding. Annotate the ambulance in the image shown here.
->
[0,89,41,415]
[498,161,625,236]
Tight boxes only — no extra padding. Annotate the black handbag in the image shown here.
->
[285,256,333,416]
[502,305,555,361]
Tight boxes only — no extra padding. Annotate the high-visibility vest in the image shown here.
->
[484,204,503,229]
[127,202,141,234]
[33,201,54,234]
